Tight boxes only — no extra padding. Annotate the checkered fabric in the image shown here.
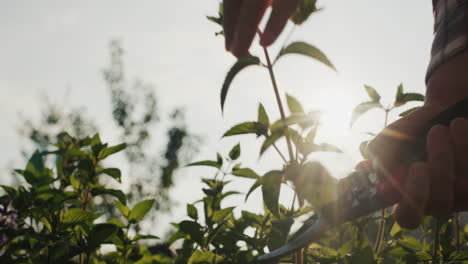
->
[427,0,468,83]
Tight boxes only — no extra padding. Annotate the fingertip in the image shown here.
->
[394,203,422,230]
[394,162,429,229]
[260,0,299,47]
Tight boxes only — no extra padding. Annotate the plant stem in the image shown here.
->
[374,109,390,258]
[455,212,460,251]
[374,209,386,257]
[273,143,288,164]
[262,46,295,162]
[432,219,440,264]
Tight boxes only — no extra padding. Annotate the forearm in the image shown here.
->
[425,0,468,108]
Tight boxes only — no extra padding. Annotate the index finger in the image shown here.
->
[260,0,300,47]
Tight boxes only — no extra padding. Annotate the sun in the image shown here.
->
[313,94,356,144]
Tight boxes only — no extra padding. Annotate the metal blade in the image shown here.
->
[257,170,386,262]
[257,215,328,262]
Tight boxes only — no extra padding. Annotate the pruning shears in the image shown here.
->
[258,98,468,263]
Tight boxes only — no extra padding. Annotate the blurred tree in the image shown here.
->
[18,40,200,233]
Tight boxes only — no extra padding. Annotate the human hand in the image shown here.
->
[368,104,468,229]
[223,0,300,57]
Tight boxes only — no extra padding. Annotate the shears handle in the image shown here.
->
[374,98,468,209]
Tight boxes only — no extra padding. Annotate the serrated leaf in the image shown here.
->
[286,93,304,114]
[231,168,260,179]
[364,85,381,102]
[98,143,126,160]
[399,106,421,116]
[221,56,260,112]
[88,223,118,249]
[350,101,382,127]
[291,0,318,25]
[262,170,282,218]
[276,41,335,71]
[100,168,121,183]
[229,143,241,160]
[186,160,221,169]
[223,121,267,137]
[62,208,96,225]
[245,178,262,202]
[267,217,294,251]
[212,207,235,222]
[129,199,155,223]
[449,250,468,261]
[258,103,270,126]
[187,204,198,220]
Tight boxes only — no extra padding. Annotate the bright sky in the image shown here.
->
[0,0,433,235]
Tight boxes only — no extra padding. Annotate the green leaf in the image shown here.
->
[22,151,52,185]
[260,128,286,155]
[115,200,129,217]
[394,83,405,106]
[91,187,126,205]
[399,106,421,117]
[1,185,17,197]
[449,250,468,261]
[100,168,121,183]
[276,41,335,71]
[231,168,260,179]
[270,112,320,131]
[62,208,96,225]
[221,56,260,112]
[245,178,262,202]
[291,162,338,208]
[179,220,203,244]
[222,121,267,137]
[88,223,118,249]
[107,219,126,228]
[364,85,381,102]
[98,143,127,160]
[132,234,160,242]
[350,101,382,127]
[258,104,270,126]
[187,204,198,220]
[129,199,155,223]
[286,93,305,114]
[50,241,70,262]
[262,170,282,218]
[301,143,342,155]
[398,236,422,251]
[186,160,221,169]
[267,218,294,251]
[188,250,223,264]
[228,143,241,160]
[291,0,319,25]
[402,93,424,102]
[212,207,235,222]
[216,153,223,167]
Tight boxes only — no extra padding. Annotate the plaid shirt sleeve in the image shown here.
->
[427,0,468,83]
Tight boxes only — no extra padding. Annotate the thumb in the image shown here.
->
[367,105,439,175]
